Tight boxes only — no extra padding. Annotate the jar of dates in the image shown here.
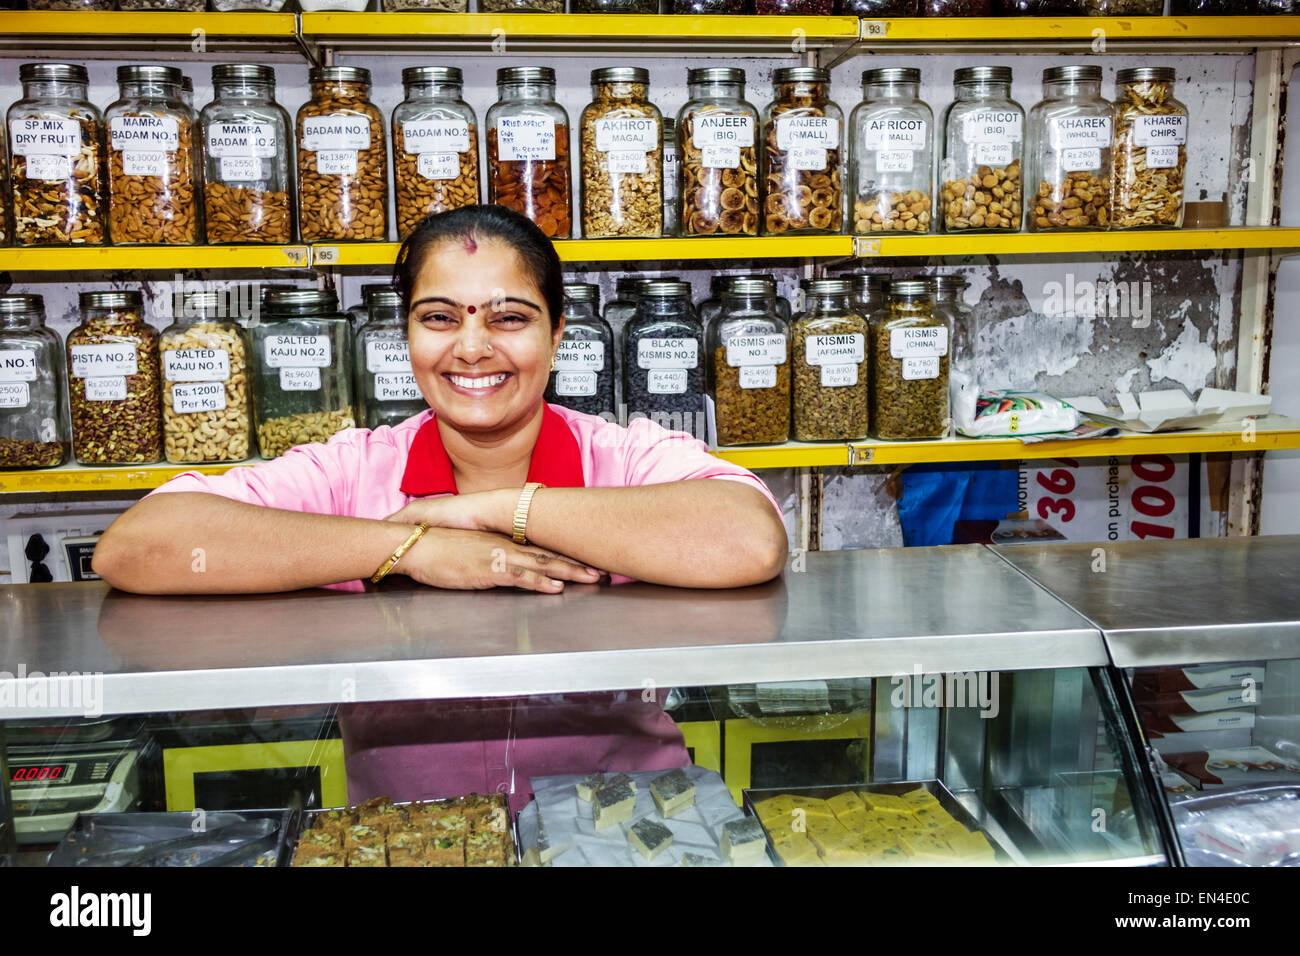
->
[393,67,480,240]
[710,277,790,446]
[850,67,933,237]
[355,290,426,430]
[546,283,615,420]
[487,67,572,239]
[581,68,662,239]
[1026,65,1111,233]
[940,66,1024,234]
[869,280,948,440]
[1111,67,1187,230]
[791,278,868,442]
[761,67,843,236]
[0,294,68,469]
[677,68,760,237]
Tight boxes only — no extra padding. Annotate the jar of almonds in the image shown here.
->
[940,66,1025,233]
[392,67,480,241]
[7,63,106,247]
[1111,67,1187,230]
[487,67,572,239]
[869,280,949,440]
[0,294,69,469]
[677,68,760,237]
[760,67,843,236]
[106,65,200,245]
[201,64,294,245]
[161,291,253,464]
[580,68,663,239]
[849,67,933,236]
[355,290,426,430]
[1025,65,1112,232]
[710,277,790,446]
[791,278,869,441]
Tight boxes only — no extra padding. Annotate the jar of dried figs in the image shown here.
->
[870,280,948,440]
[940,66,1024,234]
[487,67,572,240]
[791,278,868,442]
[393,67,480,241]
[251,289,356,460]
[355,290,426,430]
[106,65,199,246]
[546,284,615,420]
[67,290,163,465]
[851,273,889,317]
[202,64,294,245]
[1111,67,1187,231]
[849,68,933,237]
[0,295,68,469]
[1026,66,1111,233]
[297,67,388,243]
[710,278,790,446]
[581,68,663,240]
[761,67,843,237]
[7,63,106,248]
[161,291,253,464]
[624,280,705,433]
[662,119,681,236]
[678,68,759,238]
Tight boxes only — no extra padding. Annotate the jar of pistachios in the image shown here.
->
[869,280,949,440]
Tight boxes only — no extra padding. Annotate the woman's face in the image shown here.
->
[407,236,563,436]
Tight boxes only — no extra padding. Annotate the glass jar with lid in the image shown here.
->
[836,0,915,11]
[251,289,356,459]
[922,0,990,9]
[161,291,253,464]
[106,65,199,245]
[710,278,790,446]
[384,0,465,10]
[347,283,392,333]
[480,0,562,11]
[580,68,663,240]
[0,295,68,468]
[850,67,934,237]
[677,68,760,237]
[791,278,869,441]
[487,67,571,240]
[701,274,790,332]
[393,67,480,241]
[1026,66,1112,233]
[870,279,949,440]
[7,63,106,247]
[671,0,753,10]
[118,0,204,10]
[851,273,889,317]
[572,0,657,12]
[925,273,975,410]
[662,118,681,236]
[1111,67,1187,230]
[624,280,705,434]
[940,66,1024,234]
[546,284,615,421]
[605,276,647,345]
[213,0,291,10]
[761,67,843,236]
[201,64,294,245]
[355,290,426,430]
[67,290,163,465]
[995,0,1084,11]
[26,0,114,8]
[297,67,388,242]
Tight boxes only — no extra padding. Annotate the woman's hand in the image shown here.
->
[387,490,515,535]
[396,526,602,593]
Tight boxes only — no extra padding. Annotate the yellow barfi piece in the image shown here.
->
[826,791,867,821]
[859,792,916,815]
[819,845,874,867]
[835,808,873,834]
[948,830,996,860]
[776,834,821,866]
[786,795,835,818]
[754,795,797,823]
[900,831,954,859]
[901,788,942,809]
[807,823,854,854]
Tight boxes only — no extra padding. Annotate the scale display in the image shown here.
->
[11,764,71,783]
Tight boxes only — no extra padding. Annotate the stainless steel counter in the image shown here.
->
[996,535,1300,668]
[0,545,1103,718]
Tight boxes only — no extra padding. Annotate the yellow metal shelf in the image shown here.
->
[853,227,1300,258]
[859,15,1300,43]
[0,460,245,495]
[301,12,859,39]
[0,244,311,273]
[0,11,297,37]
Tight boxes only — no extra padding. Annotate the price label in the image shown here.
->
[375,372,422,402]
[647,369,687,394]
[1061,148,1101,172]
[26,155,74,182]
[71,344,137,378]
[595,117,658,152]
[110,115,179,151]
[726,334,786,367]
[805,333,863,366]
[902,356,940,380]
[864,118,926,152]
[776,116,838,151]
[496,116,555,162]
[207,121,277,158]
[279,367,321,391]
[164,348,230,383]
[0,349,38,383]
[637,338,697,370]
[691,113,754,148]
[10,118,81,156]
[739,366,777,389]
[555,339,605,371]
[973,143,1014,167]
[316,151,357,176]
[1146,145,1180,169]
[123,151,167,177]
[172,382,227,414]
[788,147,827,171]
[418,152,459,180]
[85,376,127,402]
[876,149,913,173]
[701,144,740,169]
[219,156,264,182]
[302,116,371,152]
[402,119,470,154]
[820,363,858,388]
[608,151,648,175]
[555,371,597,397]
[0,382,29,408]
[265,335,331,368]
[366,341,412,374]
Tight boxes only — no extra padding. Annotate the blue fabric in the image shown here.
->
[897,463,1019,547]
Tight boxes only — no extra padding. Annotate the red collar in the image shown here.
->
[400,404,586,497]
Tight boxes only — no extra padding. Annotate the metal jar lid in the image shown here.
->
[688,67,745,87]
[641,280,692,298]
[369,290,404,309]
[773,67,829,85]
[726,278,775,297]
[862,67,920,87]
[954,66,1013,87]
[0,294,45,315]
[498,67,555,86]
[81,290,143,310]
[925,275,966,300]
[359,282,394,301]
[117,65,185,89]
[1117,67,1176,85]
[807,279,852,296]
[1043,65,1102,86]
[727,274,776,290]
[19,63,88,85]
[212,64,275,85]
[178,291,222,312]
[563,283,600,303]
[662,118,675,133]
[592,67,649,86]
[264,288,340,314]
[309,66,371,86]
[852,273,890,294]
[890,279,931,298]
[403,66,462,87]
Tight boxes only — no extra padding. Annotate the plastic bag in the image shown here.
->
[1171,786,1300,866]
[955,388,1079,438]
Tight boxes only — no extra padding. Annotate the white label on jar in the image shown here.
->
[1146,145,1180,169]
[207,121,277,158]
[963,111,1023,144]
[316,150,357,176]
[702,144,740,169]
[788,146,827,171]
[864,118,926,151]
[25,154,74,181]
[776,116,838,150]
[402,119,470,154]
[637,338,698,370]
[740,366,777,389]
[692,113,754,148]
[663,151,680,198]
[172,382,227,414]
[805,333,863,366]
[302,116,371,152]
[1061,147,1102,172]
[902,356,940,381]
[608,151,648,175]
[85,376,127,401]
[555,371,598,397]
[556,339,605,371]
[973,143,1014,167]
[164,348,230,383]
[647,369,687,394]
[1048,115,1111,150]
[418,152,459,180]
[496,117,556,161]
[10,118,81,156]
[820,363,857,388]
[366,340,412,374]
[110,115,180,151]
[71,344,138,378]
[876,149,914,173]
[375,372,422,402]
[123,151,167,177]
[0,382,29,408]
[595,117,658,152]
[726,334,786,367]
[279,366,321,391]
[264,335,331,368]
[0,349,38,383]
[1133,114,1187,146]
[219,156,264,181]
[890,325,948,358]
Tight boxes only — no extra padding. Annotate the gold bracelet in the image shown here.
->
[370,522,430,585]
[512,482,546,545]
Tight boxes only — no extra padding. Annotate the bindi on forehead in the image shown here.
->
[466,305,476,314]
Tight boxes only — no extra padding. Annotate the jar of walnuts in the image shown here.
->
[580,67,663,239]
[1025,65,1112,232]
[1111,67,1187,230]
[761,67,843,236]
[849,67,934,236]
[676,68,760,237]
[392,66,480,240]
[487,67,572,240]
[940,66,1025,233]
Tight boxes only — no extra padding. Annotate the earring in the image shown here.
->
[550,354,557,372]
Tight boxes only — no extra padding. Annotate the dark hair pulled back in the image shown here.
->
[393,205,565,329]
